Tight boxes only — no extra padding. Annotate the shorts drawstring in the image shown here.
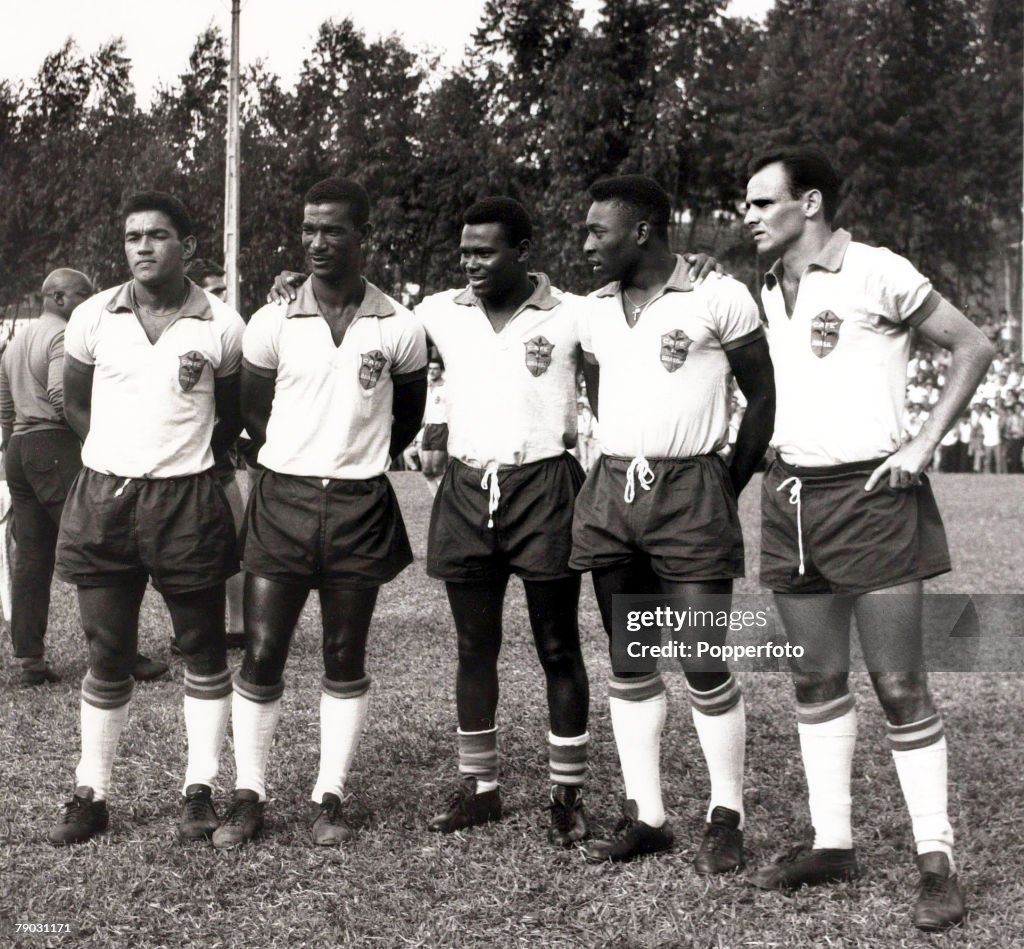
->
[624,456,654,503]
[481,462,500,529]
[777,476,805,576]
[113,478,132,498]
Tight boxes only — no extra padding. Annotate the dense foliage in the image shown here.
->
[1,0,1020,315]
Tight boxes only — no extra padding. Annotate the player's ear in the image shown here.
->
[181,235,198,260]
[516,238,531,263]
[635,220,651,247]
[360,221,373,241]
[803,189,824,220]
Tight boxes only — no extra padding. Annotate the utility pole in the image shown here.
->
[223,0,241,309]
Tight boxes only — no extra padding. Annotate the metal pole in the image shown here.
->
[223,0,241,309]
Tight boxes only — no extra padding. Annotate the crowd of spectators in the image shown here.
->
[904,339,1024,474]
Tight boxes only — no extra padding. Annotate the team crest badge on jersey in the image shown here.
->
[810,311,842,358]
[359,350,387,390]
[178,351,207,392]
[660,329,691,372]
[524,336,555,377]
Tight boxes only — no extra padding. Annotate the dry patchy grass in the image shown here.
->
[1,473,1023,947]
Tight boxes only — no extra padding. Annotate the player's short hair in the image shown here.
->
[185,258,225,282]
[122,191,193,238]
[748,148,843,223]
[303,177,371,227]
[588,175,671,241]
[463,197,533,246]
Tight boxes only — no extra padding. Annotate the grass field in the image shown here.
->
[2,473,1023,948]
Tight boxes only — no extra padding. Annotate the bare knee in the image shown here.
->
[791,669,849,705]
[871,672,933,725]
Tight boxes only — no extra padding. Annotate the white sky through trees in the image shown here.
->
[3,0,772,106]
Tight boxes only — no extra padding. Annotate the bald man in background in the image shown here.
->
[0,269,167,686]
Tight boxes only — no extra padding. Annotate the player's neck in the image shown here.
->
[623,250,676,295]
[132,276,189,314]
[480,273,535,313]
[311,271,365,310]
[781,224,833,280]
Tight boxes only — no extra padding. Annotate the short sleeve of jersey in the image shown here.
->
[388,312,428,382]
[64,299,100,366]
[242,305,282,374]
[706,276,764,350]
[215,311,245,378]
[575,299,595,354]
[868,248,934,324]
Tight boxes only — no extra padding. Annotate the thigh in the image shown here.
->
[523,574,582,662]
[446,578,509,658]
[78,580,147,681]
[591,555,660,639]
[853,580,924,675]
[240,573,309,685]
[658,578,733,687]
[165,584,228,674]
[319,586,380,681]
[774,592,854,701]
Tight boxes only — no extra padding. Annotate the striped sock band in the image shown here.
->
[457,728,498,785]
[796,691,855,726]
[687,675,742,716]
[322,674,371,699]
[184,667,233,701]
[233,672,285,704]
[886,713,945,752]
[608,672,665,703]
[81,670,134,710]
[549,731,589,787]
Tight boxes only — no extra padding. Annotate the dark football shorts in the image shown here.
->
[427,452,585,583]
[242,469,412,589]
[570,453,744,581]
[760,456,951,595]
[56,467,238,594]
[420,423,449,452]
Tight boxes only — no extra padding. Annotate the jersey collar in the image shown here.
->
[594,254,693,298]
[285,277,396,320]
[763,228,852,290]
[106,278,214,320]
[453,272,559,311]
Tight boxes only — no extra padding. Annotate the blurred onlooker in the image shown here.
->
[1003,401,1024,474]
[978,404,1002,473]
[185,258,227,300]
[955,413,974,472]
[419,359,448,496]
[937,423,958,472]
